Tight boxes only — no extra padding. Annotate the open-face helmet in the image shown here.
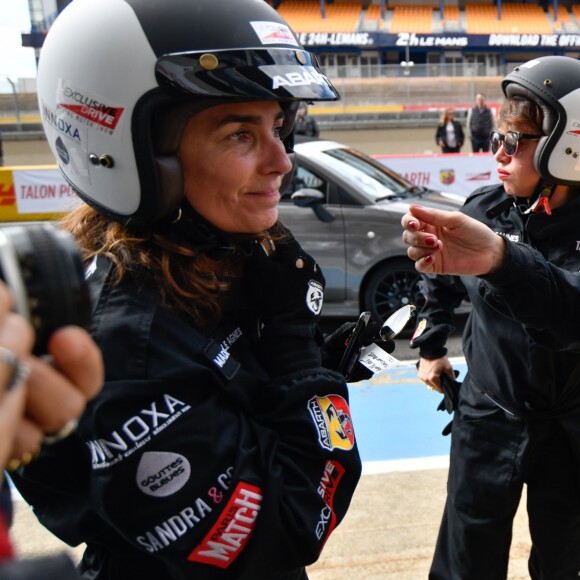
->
[502,56,580,187]
[38,0,339,227]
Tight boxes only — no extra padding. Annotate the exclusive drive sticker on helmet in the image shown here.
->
[250,21,299,47]
[57,79,126,139]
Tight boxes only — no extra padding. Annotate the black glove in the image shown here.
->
[323,320,395,382]
[244,233,325,376]
[437,370,461,414]
[436,370,461,436]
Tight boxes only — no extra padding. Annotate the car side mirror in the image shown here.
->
[290,189,334,223]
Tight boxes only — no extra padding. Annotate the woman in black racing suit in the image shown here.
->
[10,1,362,578]
[405,56,580,580]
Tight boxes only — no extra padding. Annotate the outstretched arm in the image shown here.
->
[402,204,580,350]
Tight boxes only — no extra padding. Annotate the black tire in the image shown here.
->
[362,259,424,336]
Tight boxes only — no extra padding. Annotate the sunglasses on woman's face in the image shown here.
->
[490,130,543,156]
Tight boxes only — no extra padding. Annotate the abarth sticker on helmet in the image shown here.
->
[271,67,331,90]
[250,21,298,47]
[308,395,355,452]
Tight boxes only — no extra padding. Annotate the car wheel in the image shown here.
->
[362,260,424,336]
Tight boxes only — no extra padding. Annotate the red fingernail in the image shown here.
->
[425,237,435,246]
[424,255,433,264]
[408,220,417,230]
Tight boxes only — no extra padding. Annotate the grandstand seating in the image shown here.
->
[274,1,574,36]
[389,6,434,33]
[364,4,384,28]
[441,5,460,23]
[571,5,580,27]
[548,4,570,23]
[549,5,570,31]
[276,1,361,33]
[465,3,553,34]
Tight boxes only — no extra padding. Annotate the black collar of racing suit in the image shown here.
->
[485,180,547,219]
[154,202,259,260]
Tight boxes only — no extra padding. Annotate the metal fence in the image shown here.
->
[0,64,510,134]
[321,64,507,109]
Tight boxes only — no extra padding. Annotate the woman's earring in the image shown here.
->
[171,207,183,223]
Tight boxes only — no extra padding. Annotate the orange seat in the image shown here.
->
[466,3,552,34]
[389,6,433,34]
[277,1,361,33]
[442,5,460,22]
[549,5,571,23]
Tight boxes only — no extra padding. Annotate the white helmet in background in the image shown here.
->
[502,55,580,187]
[38,0,339,226]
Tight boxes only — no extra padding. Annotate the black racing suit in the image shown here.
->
[411,184,580,580]
[12,255,362,579]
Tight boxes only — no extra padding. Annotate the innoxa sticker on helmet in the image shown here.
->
[250,21,299,47]
[308,394,356,451]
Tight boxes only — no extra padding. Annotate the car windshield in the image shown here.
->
[321,147,414,201]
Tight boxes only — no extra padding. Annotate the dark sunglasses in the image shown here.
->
[490,130,542,156]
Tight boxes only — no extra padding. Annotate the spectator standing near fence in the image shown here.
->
[294,102,320,139]
[467,93,496,153]
[435,108,464,154]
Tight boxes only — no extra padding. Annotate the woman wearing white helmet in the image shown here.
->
[11,1,363,578]
[403,55,580,579]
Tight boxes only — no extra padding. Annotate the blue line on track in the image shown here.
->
[348,360,466,468]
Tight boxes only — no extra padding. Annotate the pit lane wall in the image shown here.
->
[0,154,500,221]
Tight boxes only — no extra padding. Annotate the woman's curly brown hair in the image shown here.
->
[60,204,285,326]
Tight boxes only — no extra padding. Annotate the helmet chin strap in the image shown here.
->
[524,181,556,216]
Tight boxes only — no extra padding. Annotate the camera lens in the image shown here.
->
[0,224,91,354]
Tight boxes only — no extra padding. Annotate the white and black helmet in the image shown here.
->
[38,0,339,226]
[502,55,580,187]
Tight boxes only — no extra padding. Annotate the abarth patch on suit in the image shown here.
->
[308,395,355,451]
